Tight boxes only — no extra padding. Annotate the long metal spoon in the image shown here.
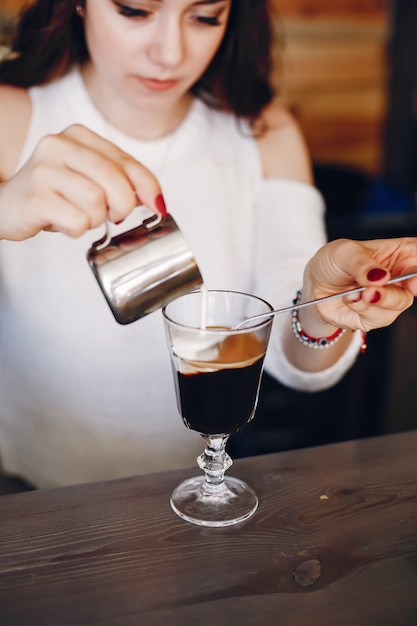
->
[234,270,417,330]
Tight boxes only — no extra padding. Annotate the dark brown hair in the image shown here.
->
[0,0,278,121]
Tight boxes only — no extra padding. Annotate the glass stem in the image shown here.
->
[197,435,232,496]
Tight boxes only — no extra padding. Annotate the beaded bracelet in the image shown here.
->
[291,289,346,349]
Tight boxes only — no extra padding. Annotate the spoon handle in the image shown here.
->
[235,270,417,329]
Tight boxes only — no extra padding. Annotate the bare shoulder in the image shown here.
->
[255,100,313,184]
[0,84,31,181]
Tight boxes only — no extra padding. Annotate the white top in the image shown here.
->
[0,67,362,487]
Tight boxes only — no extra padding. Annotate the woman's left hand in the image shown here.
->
[302,237,417,333]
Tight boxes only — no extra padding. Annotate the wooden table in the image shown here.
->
[1,431,417,625]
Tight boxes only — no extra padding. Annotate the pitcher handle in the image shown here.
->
[91,220,112,252]
[92,212,164,252]
[143,213,163,230]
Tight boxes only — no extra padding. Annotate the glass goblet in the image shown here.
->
[162,289,273,527]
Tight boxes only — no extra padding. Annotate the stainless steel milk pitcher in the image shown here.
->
[87,214,203,325]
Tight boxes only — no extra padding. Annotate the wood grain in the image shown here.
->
[271,0,390,20]
[273,2,392,174]
[0,431,416,625]
[0,0,30,14]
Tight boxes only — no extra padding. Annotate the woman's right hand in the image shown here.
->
[0,124,166,241]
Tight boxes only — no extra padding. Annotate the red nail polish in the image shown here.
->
[155,194,167,217]
[115,219,125,225]
[367,268,387,282]
[370,290,381,304]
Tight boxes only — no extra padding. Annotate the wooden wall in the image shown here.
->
[271,0,393,175]
[0,0,28,50]
[0,0,28,13]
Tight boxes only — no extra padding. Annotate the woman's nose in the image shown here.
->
[148,18,185,68]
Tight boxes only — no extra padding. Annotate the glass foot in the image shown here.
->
[170,475,258,527]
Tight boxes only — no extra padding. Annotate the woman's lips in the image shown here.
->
[137,77,178,92]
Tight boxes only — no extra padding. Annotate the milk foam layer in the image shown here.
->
[171,329,223,362]
[171,329,265,373]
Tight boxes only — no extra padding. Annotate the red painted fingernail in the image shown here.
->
[367,268,387,281]
[115,219,125,225]
[370,290,381,304]
[155,194,167,217]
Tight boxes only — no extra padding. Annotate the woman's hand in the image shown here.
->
[0,124,165,241]
[302,237,417,333]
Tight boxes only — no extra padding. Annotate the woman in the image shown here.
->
[0,0,416,487]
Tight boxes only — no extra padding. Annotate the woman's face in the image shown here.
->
[82,0,232,113]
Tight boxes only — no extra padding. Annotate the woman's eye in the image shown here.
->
[114,2,149,18]
[195,15,221,26]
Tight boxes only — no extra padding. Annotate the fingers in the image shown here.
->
[306,239,366,296]
[345,281,413,311]
[361,237,417,295]
[342,281,414,332]
[0,125,168,241]
[35,166,111,235]
[305,237,417,333]
[325,239,392,289]
[61,126,164,222]
[311,237,417,293]
[342,237,417,328]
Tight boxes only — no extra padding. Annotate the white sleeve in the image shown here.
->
[252,178,363,392]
